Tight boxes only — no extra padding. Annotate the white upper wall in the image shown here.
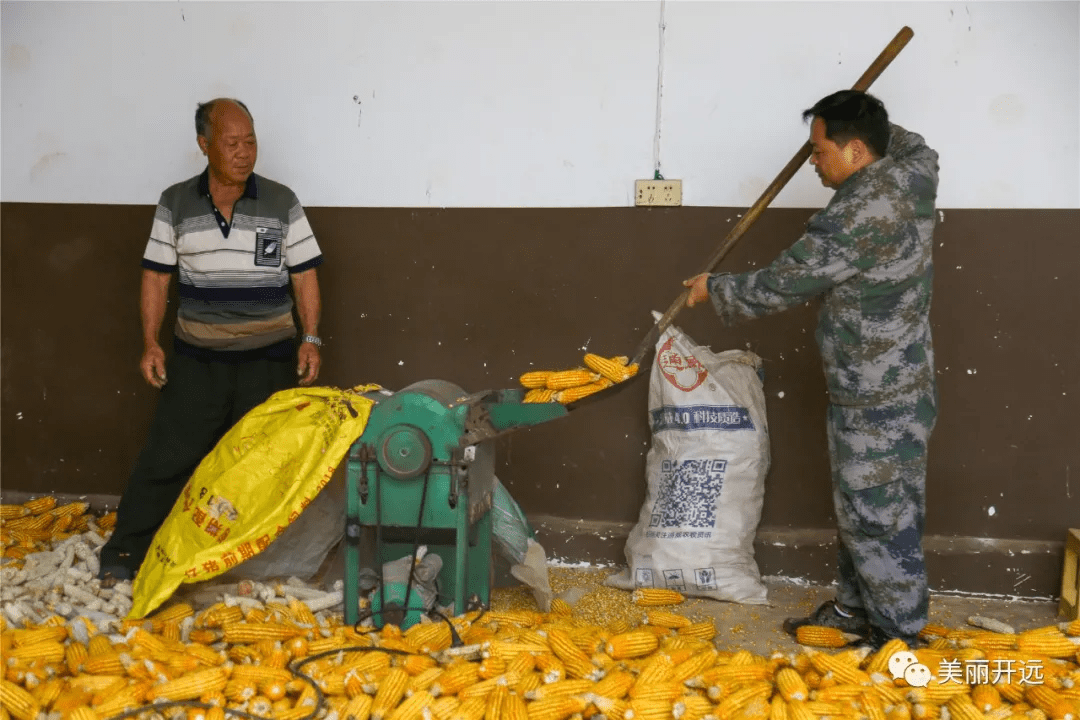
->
[2,1,1077,209]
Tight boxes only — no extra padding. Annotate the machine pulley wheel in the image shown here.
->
[376,424,433,480]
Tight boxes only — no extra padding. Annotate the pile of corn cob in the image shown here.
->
[3,498,1079,720]
[0,497,344,637]
[520,354,639,405]
[2,498,115,563]
[1,498,129,629]
[3,576,1078,720]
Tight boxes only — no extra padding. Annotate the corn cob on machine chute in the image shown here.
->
[343,379,566,628]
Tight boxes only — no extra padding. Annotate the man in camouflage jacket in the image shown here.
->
[685,90,939,649]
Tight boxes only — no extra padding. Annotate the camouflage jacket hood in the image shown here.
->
[709,124,939,405]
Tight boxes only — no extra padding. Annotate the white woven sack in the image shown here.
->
[608,316,770,604]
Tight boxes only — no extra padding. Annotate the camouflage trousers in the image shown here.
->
[826,391,937,640]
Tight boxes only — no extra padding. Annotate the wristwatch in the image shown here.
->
[302,334,322,347]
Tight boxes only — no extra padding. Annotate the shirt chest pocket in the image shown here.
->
[254,224,284,267]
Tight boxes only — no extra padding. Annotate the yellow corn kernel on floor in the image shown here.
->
[492,567,1063,656]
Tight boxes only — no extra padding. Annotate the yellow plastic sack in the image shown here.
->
[129,384,380,618]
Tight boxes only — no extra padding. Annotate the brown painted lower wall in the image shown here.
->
[2,203,1077,598]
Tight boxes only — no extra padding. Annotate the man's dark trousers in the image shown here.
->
[100,352,295,578]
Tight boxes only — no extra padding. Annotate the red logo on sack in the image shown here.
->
[657,337,709,392]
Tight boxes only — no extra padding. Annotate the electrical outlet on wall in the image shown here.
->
[635,179,682,207]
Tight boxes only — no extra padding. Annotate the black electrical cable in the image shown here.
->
[102,643,423,720]
[400,469,432,625]
[425,607,466,648]
[374,455,385,625]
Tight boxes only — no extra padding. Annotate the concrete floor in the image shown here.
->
[492,566,1065,657]
[707,576,1062,655]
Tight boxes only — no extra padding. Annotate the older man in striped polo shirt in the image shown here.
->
[99,98,325,584]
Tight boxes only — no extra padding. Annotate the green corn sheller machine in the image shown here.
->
[343,380,567,627]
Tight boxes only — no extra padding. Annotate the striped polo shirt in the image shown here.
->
[142,169,323,361]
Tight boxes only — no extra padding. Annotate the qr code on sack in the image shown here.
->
[649,458,726,529]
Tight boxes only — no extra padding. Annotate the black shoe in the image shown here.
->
[98,564,134,588]
[783,600,871,637]
[858,625,925,652]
